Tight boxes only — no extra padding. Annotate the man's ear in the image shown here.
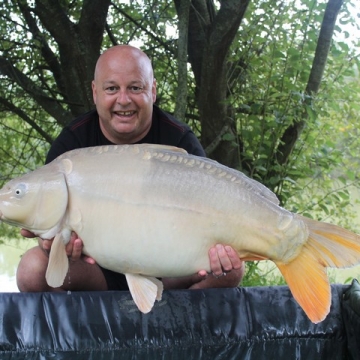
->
[92,80,97,104]
[152,78,157,103]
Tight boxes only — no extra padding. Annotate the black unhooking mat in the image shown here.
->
[0,283,359,359]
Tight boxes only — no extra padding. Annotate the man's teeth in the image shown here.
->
[115,111,134,116]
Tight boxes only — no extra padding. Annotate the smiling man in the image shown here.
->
[92,45,156,144]
[17,45,244,293]
[46,45,206,159]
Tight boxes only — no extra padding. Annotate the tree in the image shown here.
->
[1,0,110,124]
[0,0,111,177]
[0,0,359,207]
[174,0,250,168]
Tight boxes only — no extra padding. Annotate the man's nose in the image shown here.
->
[116,89,131,105]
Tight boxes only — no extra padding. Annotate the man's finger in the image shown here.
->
[197,269,208,277]
[224,245,243,270]
[69,238,83,261]
[42,239,53,251]
[20,229,36,238]
[83,255,97,265]
[215,244,233,272]
[209,245,223,276]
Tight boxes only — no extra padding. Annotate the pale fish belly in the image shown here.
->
[70,199,222,277]
[62,144,308,275]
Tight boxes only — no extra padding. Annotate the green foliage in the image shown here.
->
[0,222,22,240]
[226,0,360,212]
[0,0,65,182]
[229,0,356,178]
[242,261,286,287]
[0,114,52,186]
[282,55,360,231]
[230,0,360,286]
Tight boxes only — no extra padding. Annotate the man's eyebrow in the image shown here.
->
[128,80,145,85]
[102,80,145,85]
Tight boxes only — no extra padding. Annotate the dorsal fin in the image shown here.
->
[139,144,188,154]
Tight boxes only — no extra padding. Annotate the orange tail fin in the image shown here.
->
[276,215,360,324]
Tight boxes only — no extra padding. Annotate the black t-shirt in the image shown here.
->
[45,105,205,291]
[46,105,205,163]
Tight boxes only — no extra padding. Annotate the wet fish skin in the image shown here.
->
[0,144,360,323]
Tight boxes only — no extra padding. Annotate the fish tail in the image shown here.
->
[276,214,360,324]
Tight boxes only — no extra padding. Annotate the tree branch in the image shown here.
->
[275,0,343,167]
[0,98,54,144]
[306,0,344,95]
[111,2,175,54]
[174,0,211,86]
[196,0,250,166]
[174,0,191,121]
[33,0,74,47]
[16,1,65,95]
[0,56,72,126]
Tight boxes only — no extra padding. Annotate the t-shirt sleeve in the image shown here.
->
[177,131,206,157]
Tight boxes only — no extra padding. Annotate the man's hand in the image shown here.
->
[20,229,96,264]
[65,233,96,264]
[198,244,243,277]
[20,229,36,238]
[163,244,245,290]
[190,244,244,289]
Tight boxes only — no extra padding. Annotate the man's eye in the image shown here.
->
[130,86,143,93]
[105,86,118,93]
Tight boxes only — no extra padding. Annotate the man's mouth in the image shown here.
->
[114,111,136,117]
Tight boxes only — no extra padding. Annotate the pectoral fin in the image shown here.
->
[125,273,163,313]
[45,231,69,288]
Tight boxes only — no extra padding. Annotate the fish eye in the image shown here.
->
[14,183,27,198]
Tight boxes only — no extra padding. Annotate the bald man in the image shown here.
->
[17,45,244,293]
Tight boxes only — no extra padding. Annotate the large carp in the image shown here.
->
[0,144,360,323]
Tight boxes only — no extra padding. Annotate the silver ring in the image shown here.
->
[212,272,227,279]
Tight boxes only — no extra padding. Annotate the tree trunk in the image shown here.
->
[175,0,250,166]
[0,0,111,127]
[174,0,191,121]
[34,0,111,119]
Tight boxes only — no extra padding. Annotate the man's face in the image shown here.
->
[92,48,156,144]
